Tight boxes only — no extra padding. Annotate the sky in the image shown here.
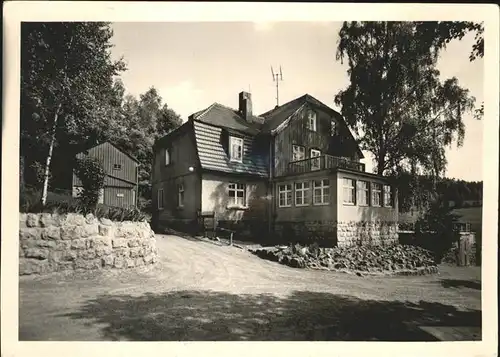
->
[109,22,484,181]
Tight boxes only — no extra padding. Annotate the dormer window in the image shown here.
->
[229,136,243,162]
[331,120,338,136]
[306,110,317,132]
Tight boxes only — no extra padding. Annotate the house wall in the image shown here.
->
[273,172,338,246]
[152,123,201,232]
[104,186,136,208]
[273,104,361,177]
[336,171,399,247]
[200,172,269,239]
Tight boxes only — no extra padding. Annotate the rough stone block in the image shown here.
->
[129,247,144,258]
[39,213,55,227]
[79,249,97,260]
[144,254,154,264]
[54,241,72,251]
[19,213,27,228]
[95,246,113,257]
[75,259,101,270]
[19,228,41,241]
[135,257,145,267]
[71,239,87,250]
[114,248,129,257]
[63,213,86,226]
[24,248,49,260]
[56,261,75,271]
[88,236,111,248]
[114,257,126,269]
[101,255,114,267]
[50,250,77,262]
[26,213,40,228]
[98,224,115,237]
[128,239,141,248]
[125,258,135,268]
[60,226,79,240]
[36,240,57,249]
[41,227,61,240]
[85,213,98,225]
[100,218,113,226]
[82,224,99,238]
[112,238,128,248]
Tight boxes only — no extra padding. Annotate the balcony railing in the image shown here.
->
[288,154,366,175]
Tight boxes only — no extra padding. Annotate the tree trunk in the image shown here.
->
[40,104,62,206]
[377,150,386,176]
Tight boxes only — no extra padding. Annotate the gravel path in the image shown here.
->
[19,234,481,341]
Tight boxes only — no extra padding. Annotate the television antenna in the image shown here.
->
[271,65,283,107]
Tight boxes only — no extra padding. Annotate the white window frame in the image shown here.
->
[178,184,185,208]
[343,178,356,205]
[310,149,321,171]
[372,183,382,207]
[306,110,317,131]
[292,144,306,162]
[383,185,393,207]
[278,183,292,208]
[313,179,330,205]
[228,183,246,207]
[357,180,369,206]
[295,181,310,206]
[165,148,171,166]
[157,188,164,210]
[229,136,244,163]
[331,120,338,136]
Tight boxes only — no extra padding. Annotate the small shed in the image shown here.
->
[72,142,139,208]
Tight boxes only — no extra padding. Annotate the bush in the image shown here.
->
[73,156,106,210]
[414,198,461,263]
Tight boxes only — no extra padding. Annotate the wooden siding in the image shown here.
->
[104,186,136,208]
[193,120,268,177]
[73,142,138,187]
[273,104,361,177]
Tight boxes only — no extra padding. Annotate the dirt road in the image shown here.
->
[19,234,481,341]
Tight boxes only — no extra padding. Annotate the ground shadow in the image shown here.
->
[440,279,481,290]
[43,290,481,341]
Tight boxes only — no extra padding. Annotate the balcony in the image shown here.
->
[288,154,366,175]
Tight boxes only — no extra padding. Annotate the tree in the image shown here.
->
[74,156,106,210]
[335,22,476,180]
[21,22,126,206]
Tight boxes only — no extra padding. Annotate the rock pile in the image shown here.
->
[251,243,438,275]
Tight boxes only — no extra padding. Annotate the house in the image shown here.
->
[72,142,139,208]
[152,92,398,247]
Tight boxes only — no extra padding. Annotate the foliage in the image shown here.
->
[21,22,127,200]
[29,161,51,189]
[73,156,106,209]
[414,199,461,263]
[335,22,476,177]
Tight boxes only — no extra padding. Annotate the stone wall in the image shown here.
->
[274,220,398,247]
[19,213,158,275]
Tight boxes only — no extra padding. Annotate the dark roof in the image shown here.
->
[190,103,264,135]
[76,141,140,164]
[192,120,268,177]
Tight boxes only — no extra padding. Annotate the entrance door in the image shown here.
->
[310,149,321,171]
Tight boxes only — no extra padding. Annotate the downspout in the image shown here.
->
[267,135,273,236]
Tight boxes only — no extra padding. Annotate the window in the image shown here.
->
[384,185,393,207]
[357,181,369,206]
[310,149,321,171]
[295,181,310,206]
[157,189,164,210]
[278,184,292,207]
[313,179,330,205]
[372,183,382,207]
[229,136,244,162]
[331,120,338,136]
[292,145,305,162]
[343,178,356,205]
[113,164,122,170]
[228,183,246,207]
[165,148,170,166]
[306,110,317,131]
[178,184,185,207]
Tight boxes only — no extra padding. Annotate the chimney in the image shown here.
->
[239,91,252,122]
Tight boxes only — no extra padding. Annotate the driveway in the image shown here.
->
[19,234,481,341]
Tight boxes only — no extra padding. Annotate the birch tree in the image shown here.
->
[21,22,126,205]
